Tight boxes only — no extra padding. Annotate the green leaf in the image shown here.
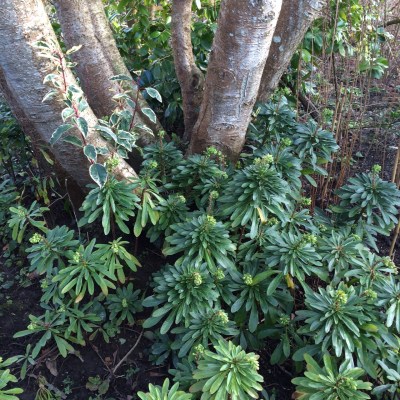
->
[95,125,118,142]
[89,163,108,188]
[142,107,157,123]
[66,44,82,55]
[50,124,73,145]
[63,135,83,147]
[145,88,162,102]
[76,117,89,137]
[84,144,97,162]
[110,74,133,81]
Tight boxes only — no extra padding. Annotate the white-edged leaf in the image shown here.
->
[43,74,59,84]
[76,117,89,137]
[40,149,54,165]
[145,87,162,102]
[61,107,75,121]
[95,125,118,142]
[42,90,58,103]
[78,98,89,113]
[63,135,83,147]
[50,124,73,145]
[141,107,157,123]
[84,144,97,162]
[66,44,82,55]
[134,123,154,135]
[89,163,108,188]
[110,74,132,81]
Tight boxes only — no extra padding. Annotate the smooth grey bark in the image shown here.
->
[188,0,282,160]
[257,0,327,102]
[54,0,160,144]
[171,0,204,142]
[0,0,137,191]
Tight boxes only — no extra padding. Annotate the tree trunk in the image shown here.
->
[188,0,282,160]
[257,0,326,102]
[54,0,160,143]
[171,0,204,142]
[0,0,137,192]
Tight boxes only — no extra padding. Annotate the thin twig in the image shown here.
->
[111,330,143,376]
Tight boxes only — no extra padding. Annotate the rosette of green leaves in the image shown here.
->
[53,239,116,303]
[164,214,236,271]
[375,276,400,333]
[132,171,163,237]
[0,356,23,399]
[143,263,219,334]
[250,98,297,144]
[26,225,79,277]
[297,284,378,358]
[264,231,326,283]
[168,152,226,205]
[106,283,142,325]
[13,310,75,358]
[345,250,396,288]
[373,358,400,397]
[169,359,196,392]
[252,145,302,191]
[138,379,192,400]
[149,332,175,366]
[218,156,289,239]
[212,268,236,306]
[258,314,304,365]
[230,264,291,333]
[58,302,101,344]
[237,225,277,262]
[94,238,141,284]
[292,354,372,400]
[318,228,364,282]
[79,178,140,235]
[190,340,263,400]
[292,120,338,176]
[171,308,238,358]
[334,169,400,237]
[142,139,184,182]
[147,194,189,242]
[8,201,48,243]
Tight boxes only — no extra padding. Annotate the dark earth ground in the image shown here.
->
[0,234,294,399]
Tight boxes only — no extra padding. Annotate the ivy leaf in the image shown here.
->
[89,163,108,188]
[50,124,73,145]
[84,144,97,162]
[142,108,157,124]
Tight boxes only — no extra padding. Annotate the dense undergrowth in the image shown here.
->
[1,0,400,399]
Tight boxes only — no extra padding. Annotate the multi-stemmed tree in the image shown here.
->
[0,0,326,190]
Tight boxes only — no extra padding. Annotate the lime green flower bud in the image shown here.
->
[29,233,44,244]
[243,274,253,286]
[192,272,203,287]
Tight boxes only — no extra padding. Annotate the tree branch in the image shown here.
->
[257,0,327,103]
[171,0,204,142]
[381,17,400,28]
